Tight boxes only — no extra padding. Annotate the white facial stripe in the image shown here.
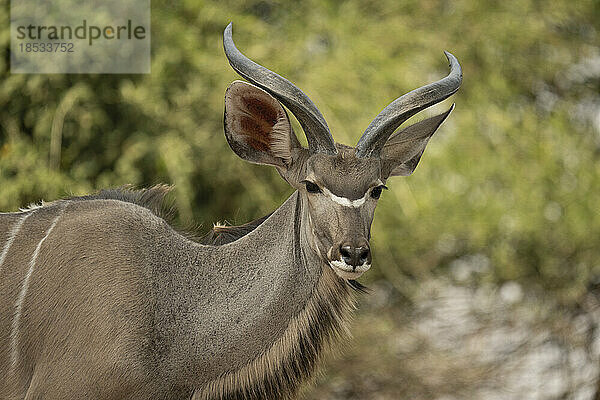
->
[10,207,64,369]
[320,179,384,208]
[322,187,369,208]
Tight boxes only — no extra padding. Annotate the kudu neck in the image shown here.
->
[172,191,327,387]
[211,190,319,265]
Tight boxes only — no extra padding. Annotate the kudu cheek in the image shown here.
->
[314,227,335,262]
[304,212,332,262]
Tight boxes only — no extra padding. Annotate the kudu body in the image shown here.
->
[0,23,461,400]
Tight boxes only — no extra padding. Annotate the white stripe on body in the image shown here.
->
[10,206,65,370]
[0,213,34,274]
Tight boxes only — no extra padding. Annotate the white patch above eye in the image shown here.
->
[321,187,369,208]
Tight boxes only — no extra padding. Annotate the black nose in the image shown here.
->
[339,244,371,268]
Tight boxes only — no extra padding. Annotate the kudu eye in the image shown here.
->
[303,181,322,194]
[370,185,388,199]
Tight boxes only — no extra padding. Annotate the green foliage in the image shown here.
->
[1,0,599,313]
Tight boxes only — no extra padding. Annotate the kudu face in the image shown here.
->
[299,150,381,279]
[222,23,462,280]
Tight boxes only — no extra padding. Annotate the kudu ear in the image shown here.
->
[224,80,302,167]
[381,105,454,177]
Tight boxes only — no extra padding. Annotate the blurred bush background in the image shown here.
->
[1,0,599,398]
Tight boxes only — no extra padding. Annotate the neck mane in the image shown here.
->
[193,267,354,400]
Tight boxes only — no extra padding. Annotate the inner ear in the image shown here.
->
[224,81,300,166]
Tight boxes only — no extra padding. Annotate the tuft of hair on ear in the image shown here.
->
[269,113,294,165]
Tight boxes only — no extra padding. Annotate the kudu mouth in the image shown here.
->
[327,241,372,280]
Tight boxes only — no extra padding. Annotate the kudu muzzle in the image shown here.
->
[328,238,372,280]
[332,240,371,267]
[325,209,373,279]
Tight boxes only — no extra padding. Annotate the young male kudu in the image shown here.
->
[0,23,461,400]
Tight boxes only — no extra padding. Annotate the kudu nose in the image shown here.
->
[339,243,371,268]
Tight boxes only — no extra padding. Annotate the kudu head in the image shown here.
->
[222,23,462,280]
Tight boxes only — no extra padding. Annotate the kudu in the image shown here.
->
[0,23,461,400]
